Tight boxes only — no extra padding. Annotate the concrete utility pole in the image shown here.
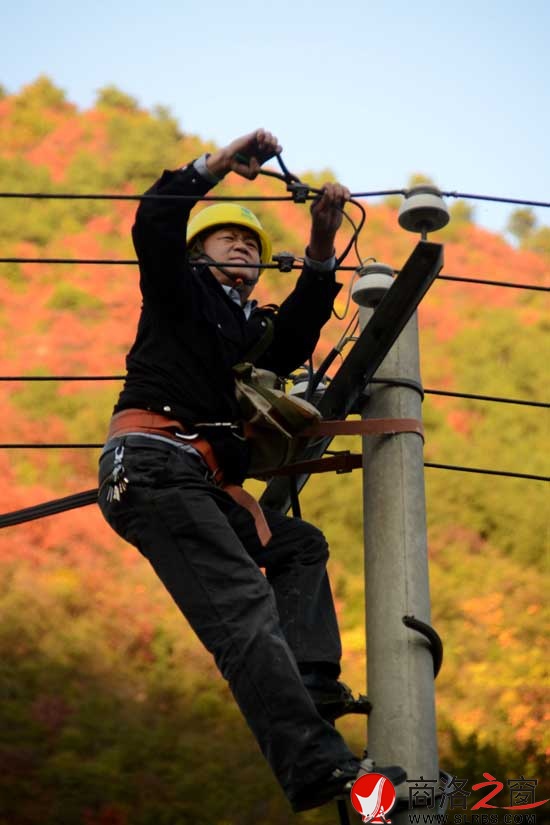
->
[360,306,439,815]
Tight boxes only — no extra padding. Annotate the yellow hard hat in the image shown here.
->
[187,203,272,271]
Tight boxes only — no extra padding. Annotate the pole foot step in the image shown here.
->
[322,693,373,721]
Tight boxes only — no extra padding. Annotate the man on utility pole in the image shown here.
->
[97,128,405,812]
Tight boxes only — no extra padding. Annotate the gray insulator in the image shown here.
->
[351,262,395,307]
[398,185,450,234]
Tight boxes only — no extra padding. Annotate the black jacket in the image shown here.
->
[114,162,341,482]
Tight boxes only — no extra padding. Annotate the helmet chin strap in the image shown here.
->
[194,253,260,287]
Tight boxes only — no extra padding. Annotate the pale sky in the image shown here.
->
[2,0,549,236]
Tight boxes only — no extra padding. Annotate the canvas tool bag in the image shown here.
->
[231,316,324,476]
[233,360,322,478]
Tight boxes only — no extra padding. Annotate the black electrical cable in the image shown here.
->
[289,476,302,519]
[0,258,303,270]
[1,188,549,210]
[436,274,549,293]
[1,441,547,482]
[0,257,138,266]
[350,189,406,198]
[424,388,549,408]
[0,443,104,449]
[305,312,360,402]
[402,615,443,678]
[440,191,550,209]
[2,162,548,518]
[1,379,547,411]
[0,489,98,528]
[1,458,548,530]
[424,462,548,482]
[334,200,366,267]
[2,258,547,294]
[368,378,549,408]
[350,190,550,209]
[275,153,302,184]
[235,152,367,268]
[0,376,126,381]
[0,192,297,202]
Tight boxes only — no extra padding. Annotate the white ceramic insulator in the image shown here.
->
[398,186,450,233]
[351,263,395,307]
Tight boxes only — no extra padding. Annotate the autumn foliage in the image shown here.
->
[0,77,548,825]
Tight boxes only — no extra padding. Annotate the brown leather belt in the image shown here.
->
[106,408,272,546]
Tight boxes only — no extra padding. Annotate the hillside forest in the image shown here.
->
[0,77,548,825]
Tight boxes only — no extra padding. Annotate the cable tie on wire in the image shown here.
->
[287,182,310,203]
[272,251,297,272]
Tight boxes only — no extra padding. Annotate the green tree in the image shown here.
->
[424,308,549,567]
[96,85,139,112]
[102,110,182,190]
[507,207,537,242]
[524,225,550,259]
[152,104,183,140]
[408,172,437,188]
[15,75,67,109]
[449,198,474,224]
[296,167,337,187]
[5,77,68,149]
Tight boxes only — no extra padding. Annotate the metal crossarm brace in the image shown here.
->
[260,240,443,512]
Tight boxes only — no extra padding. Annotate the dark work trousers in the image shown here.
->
[98,435,355,801]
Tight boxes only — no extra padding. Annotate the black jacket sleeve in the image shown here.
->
[256,266,342,376]
[131,162,216,304]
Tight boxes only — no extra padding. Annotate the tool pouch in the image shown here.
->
[233,361,321,478]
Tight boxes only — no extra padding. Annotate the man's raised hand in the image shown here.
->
[207,130,282,180]
[309,182,351,261]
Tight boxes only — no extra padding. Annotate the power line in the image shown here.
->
[423,389,549,408]
[1,257,548,292]
[0,192,295,202]
[0,376,547,411]
[0,489,98,529]
[0,375,126,381]
[0,256,137,266]
[0,444,104,448]
[424,462,548,482]
[0,443,547,483]
[351,190,550,209]
[1,189,549,209]
[0,181,547,513]
[0,373,546,404]
[441,191,550,209]
[435,274,549,292]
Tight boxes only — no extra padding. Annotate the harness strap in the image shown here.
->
[269,453,363,476]
[299,417,424,439]
[242,417,424,441]
[257,417,424,477]
[106,409,272,546]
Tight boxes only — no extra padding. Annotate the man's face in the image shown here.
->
[202,225,261,303]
